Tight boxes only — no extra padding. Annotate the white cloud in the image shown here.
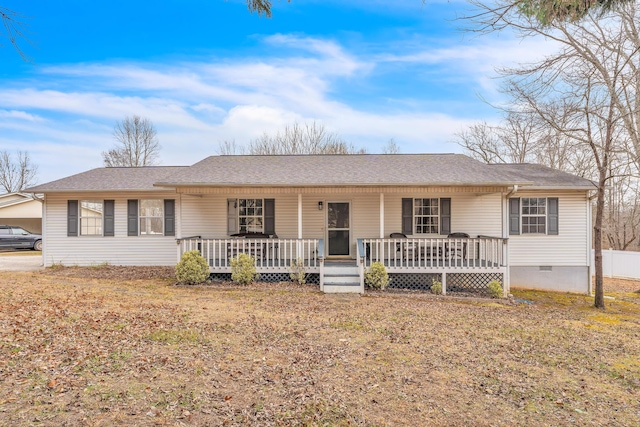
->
[0,110,46,122]
[0,33,549,183]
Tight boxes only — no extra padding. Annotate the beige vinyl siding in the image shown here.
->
[180,193,382,257]
[179,190,505,258]
[44,192,179,267]
[181,194,300,239]
[384,193,503,237]
[509,191,588,266]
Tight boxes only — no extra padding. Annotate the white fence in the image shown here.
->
[593,249,640,280]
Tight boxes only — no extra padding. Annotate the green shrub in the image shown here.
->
[175,250,209,285]
[230,253,257,285]
[487,280,503,298]
[430,279,443,295]
[289,258,306,285]
[365,262,389,290]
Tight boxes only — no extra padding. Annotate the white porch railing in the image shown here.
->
[357,236,506,271]
[178,237,323,272]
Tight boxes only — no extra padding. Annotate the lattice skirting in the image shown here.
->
[446,272,503,296]
[209,272,320,285]
[387,273,442,291]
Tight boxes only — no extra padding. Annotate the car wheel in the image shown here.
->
[33,240,42,251]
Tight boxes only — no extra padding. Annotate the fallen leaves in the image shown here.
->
[0,269,638,426]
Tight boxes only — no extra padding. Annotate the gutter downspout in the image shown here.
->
[503,185,518,296]
[506,184,519,199]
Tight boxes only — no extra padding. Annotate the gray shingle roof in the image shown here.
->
[155,154,533,187]
[488,163,595,190]
[25,155,595,192]
[25,166,188,192]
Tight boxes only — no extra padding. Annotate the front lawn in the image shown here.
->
[0,268,638,426]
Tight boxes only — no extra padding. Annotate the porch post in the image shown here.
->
[379,193,384,238]
[297,193,303,259]
[442,272,447,295]
[380,193,385,264]
[298,193,302,239]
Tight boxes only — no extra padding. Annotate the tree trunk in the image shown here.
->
[594,169,606,309]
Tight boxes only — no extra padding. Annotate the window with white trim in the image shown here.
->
[139,199,163,235]
[238,199,263,233]
[80,200,103,235]
[521,197,546,234]
[414,198,439,234]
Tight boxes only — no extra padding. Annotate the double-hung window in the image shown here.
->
[238,199,263,233]
[139,199,164,235]
[521,198,546,234]
[227,198,275,236]
[68,199,114,237]
[80,200,103,235]
[509,197,558,235]
[126,199,175,236]
[401,198,451,236]
[414,198,439,234]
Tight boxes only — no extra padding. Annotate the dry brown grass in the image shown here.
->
[0,251,41,257]
[0,267,638,426]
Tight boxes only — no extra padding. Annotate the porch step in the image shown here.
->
[322,263,361,293]
[324,266,359,276]
[324,274,359,284]
[323,282,361,293]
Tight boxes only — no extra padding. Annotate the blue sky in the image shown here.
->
[0,0,556,184]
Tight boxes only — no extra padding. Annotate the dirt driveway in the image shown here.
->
[0,253,43,271]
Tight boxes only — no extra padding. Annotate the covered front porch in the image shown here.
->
[175,183,511,294]
[177,235,508,296]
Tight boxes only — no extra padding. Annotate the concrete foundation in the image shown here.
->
[510,266,589,294]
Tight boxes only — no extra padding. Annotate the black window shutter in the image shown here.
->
[103,200,115,237]
[509,198,520,235]
[548,197,559,235]
[127,200,139,236]
[440,198,451,235]
[402,198,413,235]
[67,200,78,237]
[264,199,275,235]
[164,199,175,236]
[227,199,238,235]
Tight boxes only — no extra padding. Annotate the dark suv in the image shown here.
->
[0,226,42,251]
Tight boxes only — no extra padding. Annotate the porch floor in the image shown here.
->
[205,258,500,269]
[367,259,501,268]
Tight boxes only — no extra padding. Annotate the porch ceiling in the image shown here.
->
[174,185,512,194]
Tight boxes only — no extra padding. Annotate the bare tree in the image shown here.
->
[0,6,32,61]
[382,138,401,154]
[0,150,38,193]
[216,139,244,155]
[464,2,640,308]
[604,171,640,250]
[246,122,366,155]
[102,115,161,167]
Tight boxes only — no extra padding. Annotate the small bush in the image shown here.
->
[175,250,209,285]
[487,280,503,298]
[365,262,389,290]
[230,253,257,285]
[430,279,443,295]
[289,258,306,285]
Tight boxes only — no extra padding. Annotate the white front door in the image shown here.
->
[327,202,350,256]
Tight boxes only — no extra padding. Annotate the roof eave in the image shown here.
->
[24,188,174,193]
[153,181,534,188]
[518,185,596,191]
